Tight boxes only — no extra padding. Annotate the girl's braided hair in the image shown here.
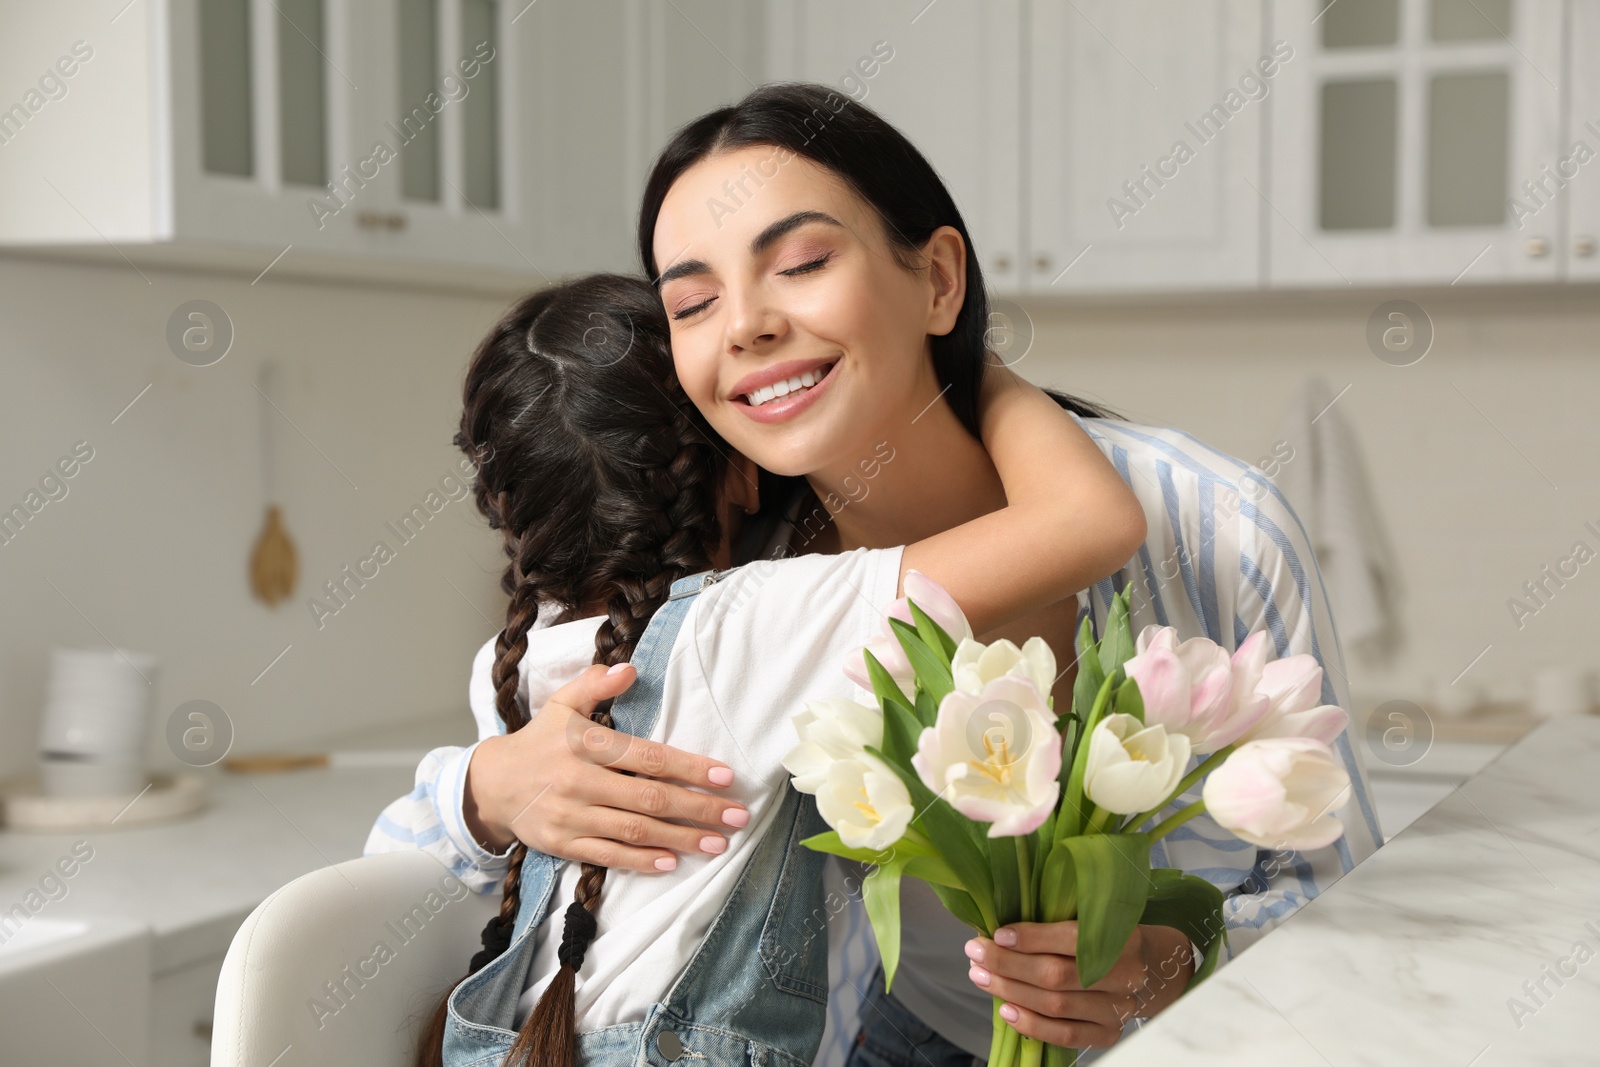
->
[416,273,728,1067]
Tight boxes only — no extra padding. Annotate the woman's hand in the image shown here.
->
[963,921,1195,1049]
[463,663,751,873]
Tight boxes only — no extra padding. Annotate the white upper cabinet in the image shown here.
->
[1027,0,1267,293]
[765,0,1024,294]
[0,0,661,282]
[1566,1,1600,282]
[1266,0,1565,286]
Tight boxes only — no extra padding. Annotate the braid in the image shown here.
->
[506,404,722,1067]
[416,273,729,1067]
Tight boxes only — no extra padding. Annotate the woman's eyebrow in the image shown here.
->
[654,210,844,289]
[750,210,843,254]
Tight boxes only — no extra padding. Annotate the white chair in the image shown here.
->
[212,851,499,1066]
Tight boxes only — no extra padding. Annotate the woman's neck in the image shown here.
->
[806,399,1007,552]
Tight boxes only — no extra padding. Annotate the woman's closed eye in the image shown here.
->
[672,295,715,321]
[780,252,832,276]
[670,253,834,321]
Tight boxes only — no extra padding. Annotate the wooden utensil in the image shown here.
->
[249,362,298,606]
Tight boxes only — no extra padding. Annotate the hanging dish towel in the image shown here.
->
[1273,377,1401,662]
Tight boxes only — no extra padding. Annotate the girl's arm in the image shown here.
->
[900,364,1146,633]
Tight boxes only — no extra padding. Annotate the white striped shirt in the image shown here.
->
[366,413,1385,1065]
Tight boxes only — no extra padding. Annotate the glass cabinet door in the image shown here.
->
[1268,0,1563,285]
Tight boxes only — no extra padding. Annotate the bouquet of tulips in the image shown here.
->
[782,573,1354,1067]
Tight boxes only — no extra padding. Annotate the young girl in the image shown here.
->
[386,271,1147,1066]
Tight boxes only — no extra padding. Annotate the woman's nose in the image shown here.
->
[723,285,787,353]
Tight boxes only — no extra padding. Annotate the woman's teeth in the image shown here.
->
[744,363,833,407]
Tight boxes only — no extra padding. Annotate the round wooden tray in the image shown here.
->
[0,773,207,831]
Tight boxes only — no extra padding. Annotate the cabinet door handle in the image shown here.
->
[387,212,409,232]
[356,211,386,231]
[1525,237,1549,258]
[193,1020,213,1043]
[993,254,1011,273]
[1034,254,1051,272]
[1575,236,1597,258]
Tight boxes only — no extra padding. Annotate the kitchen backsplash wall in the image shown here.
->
[1,254,1595,783]
[0,255,511,782]
[1021,287,1600,716]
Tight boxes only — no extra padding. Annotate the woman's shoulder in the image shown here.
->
[1072,414,1261,488]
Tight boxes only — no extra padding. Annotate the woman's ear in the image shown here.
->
[921,225,967,338]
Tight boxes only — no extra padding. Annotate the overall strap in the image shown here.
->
[510,567,733,942]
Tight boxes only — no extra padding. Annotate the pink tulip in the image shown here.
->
[1124,627,1269,754]
[843,570,972,695]
[1238,654,1349,745]
[1201,738,1351,850]
[887,570,973,645]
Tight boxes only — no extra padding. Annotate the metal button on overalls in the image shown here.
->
[656,1030,684,1061]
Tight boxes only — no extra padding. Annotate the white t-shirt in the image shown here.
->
[494,547,903,1030]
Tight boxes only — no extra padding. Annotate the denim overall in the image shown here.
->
[442,568,835,1067]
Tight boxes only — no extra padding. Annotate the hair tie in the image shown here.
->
[557,900,598,970]
[468,913,515,974]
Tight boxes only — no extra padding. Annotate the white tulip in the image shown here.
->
[911,675,1061,837]
[1083,713,1192,815]
[950,636,1057,700]
[815,753,914,851]
[783,696,883,795]
[1202,738,1351,850]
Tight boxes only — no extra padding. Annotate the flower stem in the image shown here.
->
[1015,835,1034,918]
[1083,806,1116,835]
[1146,799,1208,843]
[1123,744,1235,832]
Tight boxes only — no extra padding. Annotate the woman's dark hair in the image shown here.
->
[416,273,728,1067]
[636,80,1119,442]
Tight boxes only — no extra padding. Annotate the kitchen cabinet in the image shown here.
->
[1265,0,1566,286]
[764,0,1024,293]
[0,0,745,284]
[1567,0,1600,281]
[1028,0,1266,293]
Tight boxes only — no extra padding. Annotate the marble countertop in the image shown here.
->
[1102,717,1600,1066]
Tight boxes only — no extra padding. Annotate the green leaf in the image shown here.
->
[908,599,958,666]
[988,835,1022,927]
[863,861,905,992]
[798,829,935,866]
[914,687,940,731]
[1037,843,1078,923]
[1061,832,1152,987]
[1140,868,1229,986]
[889,617,954,706]
[925,881,987,934]
[1116,674,1145,724]
[878,696,925,770]
[1097,590,1135,678]
[865,744,995,918]
[902,852,965,890]
[1061,671,1119,838]
[863,647,913,717]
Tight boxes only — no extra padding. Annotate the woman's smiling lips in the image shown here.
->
[728,357,840,425]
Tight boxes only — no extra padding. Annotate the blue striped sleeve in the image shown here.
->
[1221,472,1385,954]
[363,742,513,895]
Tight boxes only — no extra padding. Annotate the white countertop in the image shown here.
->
[0,764,421,974]
[1101,717,1600,1065]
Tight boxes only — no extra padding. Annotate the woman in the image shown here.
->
[393,84,1385,1063]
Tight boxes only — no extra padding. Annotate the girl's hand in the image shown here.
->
[463,663,751,873]
[963,921,1196,1049]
